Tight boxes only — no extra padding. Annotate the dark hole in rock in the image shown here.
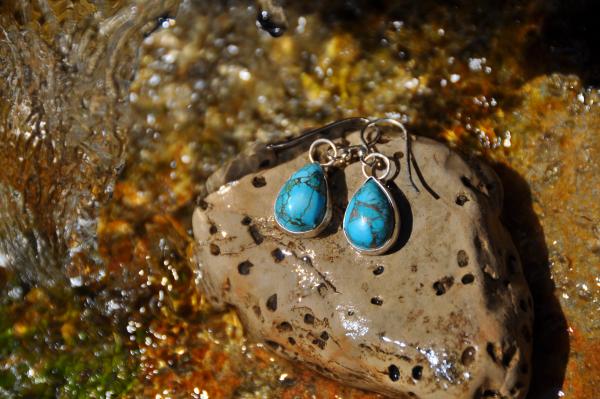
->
[411,264,418,272]
[241,215,252,225]
[373,265,385,275]
[433,276,454,295]
[271,248,285,262]
[288,337,296,345]
[248,225,264,245]
[266,294,277,311]
[486,342,499,363]
[252,176,267,187]
[461,346,476,366]
[276,321,292,332]
[456,194,469,206]
[209,243,220,256]
[237,260,253,275]
[371,297,383,305]
[253,305,261,317]
[474,235,482,250]
[209,224,218,234]
[303,313,315,324]
[197,199,209,210]
[502,344,518,368]
[320,331,329,340]
[457,250,469,267]
[265,340,281,350]
[388,364,400,382]
[460,175,472,187]
[312,338,326,349]
[510,382,525,397]
[411,365,423,380]
[347,310,355,316]
[519,299,528,312]
[317,283,328,297]
[462,273,475,284]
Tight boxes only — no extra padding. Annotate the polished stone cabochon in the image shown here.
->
[343,177,394,250]
[274,163,328,233]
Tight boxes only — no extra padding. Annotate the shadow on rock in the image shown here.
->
[493,163,570,399]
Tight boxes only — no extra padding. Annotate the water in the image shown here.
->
[0,0,598,397]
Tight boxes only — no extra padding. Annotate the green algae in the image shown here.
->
[0,285,138,398]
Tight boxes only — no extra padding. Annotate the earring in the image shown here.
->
[343,152,400,255]
[274,138,335,237]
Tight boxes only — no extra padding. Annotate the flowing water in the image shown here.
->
[0,1,598,397]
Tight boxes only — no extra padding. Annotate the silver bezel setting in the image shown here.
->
[273,169,332,238]
[343,176,400,256]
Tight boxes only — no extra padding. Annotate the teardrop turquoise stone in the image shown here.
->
[343,178,395,250]
[274,163,328,233]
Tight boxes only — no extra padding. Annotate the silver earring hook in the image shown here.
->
[266,117,369,151]
[359,118,417,190]
[360,118,408,146]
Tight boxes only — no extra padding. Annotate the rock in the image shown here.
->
[192,129,533,399]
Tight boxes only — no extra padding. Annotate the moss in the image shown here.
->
[0,295,138,398]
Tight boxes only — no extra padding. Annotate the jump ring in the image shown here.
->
[361,152,391,180]
[309,138,337,166]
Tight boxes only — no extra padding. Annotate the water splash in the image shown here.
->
[0,0,178,286]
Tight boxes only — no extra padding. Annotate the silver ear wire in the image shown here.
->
[266,117,369,152]
[360,118,419,192]
[266,117,421,193]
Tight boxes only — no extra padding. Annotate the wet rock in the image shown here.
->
[256,0,287,37]
[193,129,533,398]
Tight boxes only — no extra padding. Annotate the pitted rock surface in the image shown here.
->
[193,130,533,399]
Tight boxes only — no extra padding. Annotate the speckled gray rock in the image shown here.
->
[192,129,533,399]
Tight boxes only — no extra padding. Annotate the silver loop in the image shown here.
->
[309,138,337,166]
[361,152,391,180]
[360,118,408,148]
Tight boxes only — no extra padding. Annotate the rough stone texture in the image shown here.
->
[193,130,533,398]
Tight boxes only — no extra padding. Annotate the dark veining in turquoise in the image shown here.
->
[344,178,394,250]
[274,163,328,233]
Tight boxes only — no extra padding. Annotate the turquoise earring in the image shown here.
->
[343,152,400,256]
[273,139,335,237]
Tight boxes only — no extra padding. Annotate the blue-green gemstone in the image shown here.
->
[343,178,394,250]
[274,163,328,233]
